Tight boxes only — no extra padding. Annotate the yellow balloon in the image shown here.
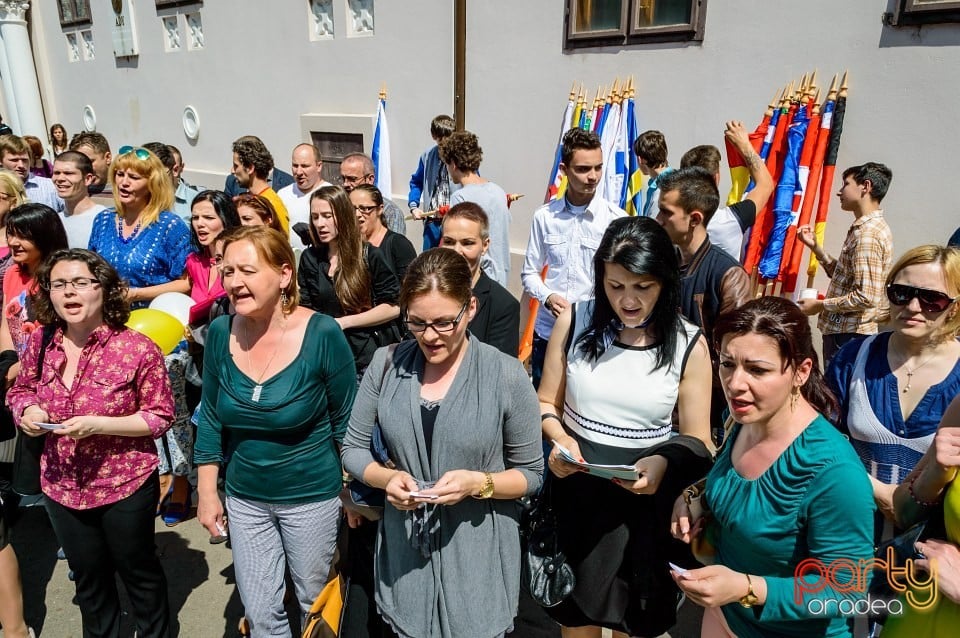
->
[126,308,184,355]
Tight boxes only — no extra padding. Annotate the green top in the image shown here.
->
[194,312,357,503]
[706,415,875,638]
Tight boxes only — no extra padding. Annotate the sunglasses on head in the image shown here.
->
[118,145,151,161]
[886,283,957,313]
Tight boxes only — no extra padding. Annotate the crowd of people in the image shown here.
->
[0,112,957,638]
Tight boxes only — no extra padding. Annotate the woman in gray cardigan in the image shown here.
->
[342,248,543,638]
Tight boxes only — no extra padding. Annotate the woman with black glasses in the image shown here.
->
[342,248,543,638]
[827,244,960,532]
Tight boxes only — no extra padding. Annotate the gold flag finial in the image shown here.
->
[839,70,849,97]
[379,83,387,100]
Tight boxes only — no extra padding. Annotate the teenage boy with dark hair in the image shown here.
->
[798,162,894,366]
[633,129,673,218]
[409,114,458,249]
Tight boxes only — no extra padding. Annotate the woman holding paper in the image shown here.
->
[538,216,714,637]
[9,249,175,637]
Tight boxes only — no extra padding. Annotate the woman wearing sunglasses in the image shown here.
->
[827,245,960,534]
[341,248,543,638]
[349,184,416,281]
[87,146,194,523]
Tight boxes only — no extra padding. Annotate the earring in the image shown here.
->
[280,289,289,309]
[790,386,801,412]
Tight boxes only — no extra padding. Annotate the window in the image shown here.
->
[57,0,92,27]
[885,0,960,26]
[565,0,706,48]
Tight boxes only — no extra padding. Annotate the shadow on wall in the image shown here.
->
[879,0,960,48]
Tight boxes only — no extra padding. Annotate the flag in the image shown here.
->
[599,99,622,203]
[807,90,847,283]
[372,96,391,195]
[726,110,769,206]
[758,108,809,279]
[743,103,790,274]
[544,91,576,202]
[782,98,835,294]
[624,94,644,216]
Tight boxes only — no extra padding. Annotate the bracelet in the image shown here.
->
[907,472,943,508]
[541,413,562,423]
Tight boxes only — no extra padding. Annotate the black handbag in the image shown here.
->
[10,326,55,496]
[521,477,575,607]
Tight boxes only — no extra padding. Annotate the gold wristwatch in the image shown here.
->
[475,472,494,499]
[739,573,759,608]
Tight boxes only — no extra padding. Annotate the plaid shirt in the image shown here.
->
[819,210,893,336]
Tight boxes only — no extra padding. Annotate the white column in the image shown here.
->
[0,1,45,139]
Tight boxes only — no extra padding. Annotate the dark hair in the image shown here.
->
[842,162,893,203]
[142,142,174,171]
[442,201,490,240]
[350,183,386,226]
[431,115,456,139]
[54,150,94,175]
[310,185,371,314]
[713,296,838,419]
[34,249,130,328]
[680,145,722,176]
[438,131,482,173]
[561,127,602,166]
[577,217,682,369]
[6,203,69,275]
[68,131,111,155]
[633,130,668,167]
[23,136,44,164]
[657,166,721,224]
[232,136,274,179]
[49,123,68,148]
[190,190,241,253]
[400,248,473,311]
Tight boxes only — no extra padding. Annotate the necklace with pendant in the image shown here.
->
[242,317,287,402]
[901,352,937,394]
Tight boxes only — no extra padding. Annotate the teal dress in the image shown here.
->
[194,312,357,503]
[706,415,875,637]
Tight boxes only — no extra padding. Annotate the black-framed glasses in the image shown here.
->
[404,303,468,334]
[118,145,151,161]
[337,173,372,185]
[886,283,957,313]
[43,277,100,292]
[354,204,379,215]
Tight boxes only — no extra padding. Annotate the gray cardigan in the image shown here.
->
[341,336,543,638]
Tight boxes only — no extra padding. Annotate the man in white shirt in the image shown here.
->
[278,143,330,251]
[52,150,107,248]
[522,127,626,385]
[0,134,65,212]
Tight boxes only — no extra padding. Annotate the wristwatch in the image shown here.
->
[475,472,494,499]
[740,573,759,608]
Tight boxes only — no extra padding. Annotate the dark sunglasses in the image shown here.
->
[886,283,956,313]
[118,145,151,161]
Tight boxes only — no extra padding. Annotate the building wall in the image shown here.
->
[25,0,960,293]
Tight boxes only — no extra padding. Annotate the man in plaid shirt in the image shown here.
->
[798,162,894,366]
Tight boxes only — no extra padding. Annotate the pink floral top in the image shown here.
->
[7,324,175,509]
[3,264,41,355]
[185,251,225,324]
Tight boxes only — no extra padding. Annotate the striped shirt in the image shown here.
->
[819,210,893,336]
[25,174,65,212]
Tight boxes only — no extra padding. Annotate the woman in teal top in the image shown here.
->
[194,226,356,637]
[671,297,875,638]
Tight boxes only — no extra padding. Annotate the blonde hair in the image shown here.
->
[0,169,27,208]
[220,225,300,313]
[109,148,174,225]
[886,244,960,341]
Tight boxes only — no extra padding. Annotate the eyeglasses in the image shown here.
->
[43,277,100,292]
[886,283,957,313]
[404,303,468,334]
[337,173,372,185]
[354,204,379,215]
[118,145,151,161]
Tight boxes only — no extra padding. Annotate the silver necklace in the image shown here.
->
[241,317,287,402]
[901,352,938,394]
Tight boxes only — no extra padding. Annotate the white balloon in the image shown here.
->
[149,292,194,326]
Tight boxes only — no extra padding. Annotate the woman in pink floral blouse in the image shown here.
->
[8,248,175,638]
